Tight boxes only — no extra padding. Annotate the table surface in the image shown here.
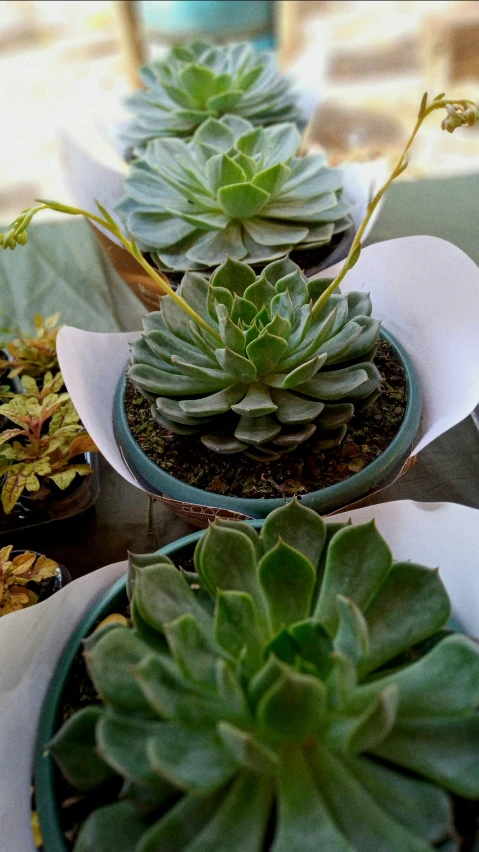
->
[1,174,478,578]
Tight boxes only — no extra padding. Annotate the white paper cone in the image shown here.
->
[2,500,479,851]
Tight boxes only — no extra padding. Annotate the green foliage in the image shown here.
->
[0,372,97,513]
[0,544,59,616]
[128,257,381,460]
[0,313,60,378]
[49,500,479,850]
[116,117,351,272]
[122,41,302,155]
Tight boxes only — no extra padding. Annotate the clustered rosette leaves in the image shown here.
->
[128,257,381,461]
[121,41,302,156]
[50,500,479,851]
[116,116,352,272]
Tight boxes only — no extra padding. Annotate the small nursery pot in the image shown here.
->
[34,528,227,851]
[0,453,100,534]
[113,328,421,524]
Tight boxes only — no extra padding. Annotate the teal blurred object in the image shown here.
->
[139,0,274,43]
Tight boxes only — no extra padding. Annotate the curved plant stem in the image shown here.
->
[2,201,222,342]
[312,95,478,313]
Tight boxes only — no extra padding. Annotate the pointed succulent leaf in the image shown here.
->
[360,562,452,675]
[134,562,212,635]
[196,521,263,601]
[271,388,324,424]
[315,522,393,635]
[258,665,326,742]
[136,790,226,852]
[234,413,281,445]
[230,382,277,417]
[215,590,264,670]
[185,771,273,852]
[308,742,434,852]
[210,256,256,294]
[258,539,316,631]
[215,346,258,382]
[348,756,453,845]
[83,625,155,715]
[262,498,327,567]
[334,595,370,665]
[148,723,236,793]
[164,613,222,687]
[127,551,174,599]
[74,802,150,852]
[246,330,288,374]
[134,654,228,728]
[218,721,279,773]
[273,748,354,852]
[357,634,479,718]
[327,684,399,754]
[48,706,115,791]
[373,715,479,799]
[96,713,174,790]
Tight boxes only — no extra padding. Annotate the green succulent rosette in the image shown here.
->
[50,500,479,851]
[116,116,352,273]
[128,257,381,461]
[121,41,302,155]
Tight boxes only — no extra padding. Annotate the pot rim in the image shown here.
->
[113,327,422,518]
[34,525,261,852]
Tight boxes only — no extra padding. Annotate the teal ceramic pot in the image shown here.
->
[34,526,260,851]
[113,328,421,524]
[140,0,273,39]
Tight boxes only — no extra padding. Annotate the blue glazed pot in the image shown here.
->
[113,328,422,522]
[35,527,243,852]
[140,0,273,39]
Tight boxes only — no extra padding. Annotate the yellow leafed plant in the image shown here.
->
[0,313,61,379]
[0,545,59,616]
[0,371,97,514]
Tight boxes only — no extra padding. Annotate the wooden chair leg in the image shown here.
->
[113,0,147,89]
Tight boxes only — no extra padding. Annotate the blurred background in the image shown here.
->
[1,0,479,223]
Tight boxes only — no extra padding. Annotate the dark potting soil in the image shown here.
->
[124,340,408,500]
[43,579,479,852]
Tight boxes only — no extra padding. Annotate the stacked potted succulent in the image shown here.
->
[61,39,388,308]
[34,500,479,850]
[3,92,478,521]
[1,28,479,849]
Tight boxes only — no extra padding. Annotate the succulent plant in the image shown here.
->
[50,500,479,851]
[0,545,59,616]
[0,371,97,513]
[121,41,302,155]
[116,116,352,272]
[128,257,381,461]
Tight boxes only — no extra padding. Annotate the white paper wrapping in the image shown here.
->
[2,499,479,852]
[56,235,479,493]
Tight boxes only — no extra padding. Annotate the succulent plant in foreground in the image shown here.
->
[128,256,381,460]
[116,116,352,272]
[121,41,302,155]
[50,500,479,851]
